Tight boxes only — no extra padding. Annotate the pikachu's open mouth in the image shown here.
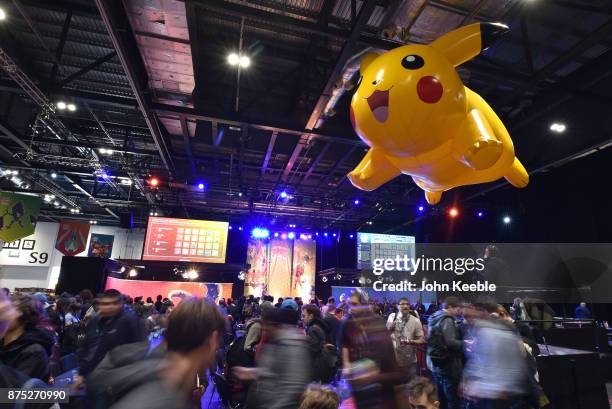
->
[367,89,389,123]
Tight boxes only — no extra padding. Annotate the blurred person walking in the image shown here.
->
[88,297,226,409]
[340,291,403,409]
[0,294,55,381]
[426,297,464,409]
[462,301,530,409]
[302,304,337,383]
[76,289,146,387]
[233,307,311,409]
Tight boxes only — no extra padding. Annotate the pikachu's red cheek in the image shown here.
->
[417,76,443,103]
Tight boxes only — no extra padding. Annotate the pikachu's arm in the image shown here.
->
[347,148,401,191]
[431,22,509,67]
[452,109,502,170]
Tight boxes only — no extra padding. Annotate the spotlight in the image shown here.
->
[323,232,328,237]
[227,52,239,66]
[148,177,159,187]
[503,216,512,224]
[477,211,484,218]
[128,268,138,277]
[353,199,360,205]
[274,232,279,237]
[187,269,199,280]
[332,233,337,237]
[56,101,67,110]
[281,233,287,239]
[120,179,132,185]
[366,221,373,225]
[349,234,354,238]
[238,226,243,231]
[315,232,319,236]
[50,172,58,179]
[239,55,251,68]
[279,191,288,199]
[307,234,312,239]
[251,227,270,239]
[238,192,243,197]
[100,172,109,179]
[99,148,113,155]
[418,205,424,212]
[228,225,233,230]
[197,182,205,190]
[53,201,59,206]
[550,122,566,133]
[299,233,308,240]
[0,8,6,20]
[238,270,246,281]
[120,266,126,273]
[449,207,459,218]
[67,103,77,112]
[288,232,295,239]
[322,276,328,283]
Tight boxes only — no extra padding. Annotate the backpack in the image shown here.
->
[225,320,259,368]
[427,316,453,367]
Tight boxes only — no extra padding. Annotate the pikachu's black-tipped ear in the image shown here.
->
[360,52,380,75]
[431,22,509,67]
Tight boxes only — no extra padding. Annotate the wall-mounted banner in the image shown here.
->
[87,233,114,258]
[55,220,90,256]
[0,222,58,266]
[0,192,41,243]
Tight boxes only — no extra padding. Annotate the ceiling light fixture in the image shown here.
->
[549,122,566,133]
[0,8,6,21]
[239,55,251,68]
[56,101,67,110]
[227,52,239,66]
[67,103,77,112]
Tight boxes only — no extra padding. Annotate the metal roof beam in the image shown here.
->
[94,0,175,174]
[180,117,197,178]
[57,51,117,88]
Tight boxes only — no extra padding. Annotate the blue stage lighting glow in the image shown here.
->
[197,182,205,190]
[354,199,360,205]
[477,211,484,218]
[323,232,328,237]
[349,234,354,238]
[228,225,233,230]
[299,233,308,240]
[238,226,243,231]
[251,227,270,239]
[333,233,337,237]
[418,205,424,212]
[307,234,312,239]
[315,232,319,236]
[288,232,295,239]
[503,216,511,224]
[274,232,279,237]
[281,233,287,239]
[280,191,288,199]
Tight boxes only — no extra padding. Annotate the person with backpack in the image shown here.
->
[426,296,464,409]
[302,304,337,383]
[387,298,425,381]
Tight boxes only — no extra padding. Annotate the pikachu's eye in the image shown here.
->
[401,55,424,70]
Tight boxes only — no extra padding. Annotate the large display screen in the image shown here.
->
[105,276,232,304]
[357,232,415,270]
[142,217,229,263]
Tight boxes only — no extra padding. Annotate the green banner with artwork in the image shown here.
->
[0,192,42,243]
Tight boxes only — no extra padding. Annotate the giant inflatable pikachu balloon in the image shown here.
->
[348,22,529,205]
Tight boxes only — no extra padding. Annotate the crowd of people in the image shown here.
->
[0,284,594,409]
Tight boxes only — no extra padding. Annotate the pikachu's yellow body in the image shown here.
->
[348,23,529,204]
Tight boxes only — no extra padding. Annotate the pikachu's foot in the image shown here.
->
[424,190,442,205]
[505,158,529,188]
[347,171,377,191]
[464,138,502,170]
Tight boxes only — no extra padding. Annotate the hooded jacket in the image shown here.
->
[305,317,330,354]
[427,310,463,377]
[87,340,189,409]
[0,327,55,381]
[78,309,146,376]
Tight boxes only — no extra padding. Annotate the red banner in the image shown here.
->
[105,276,233,305]
[55,220,90,256]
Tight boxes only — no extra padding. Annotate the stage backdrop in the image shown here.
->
[105,276,232,305]
[245,238,316,300]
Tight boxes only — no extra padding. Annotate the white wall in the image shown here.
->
[0,222,145,290]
